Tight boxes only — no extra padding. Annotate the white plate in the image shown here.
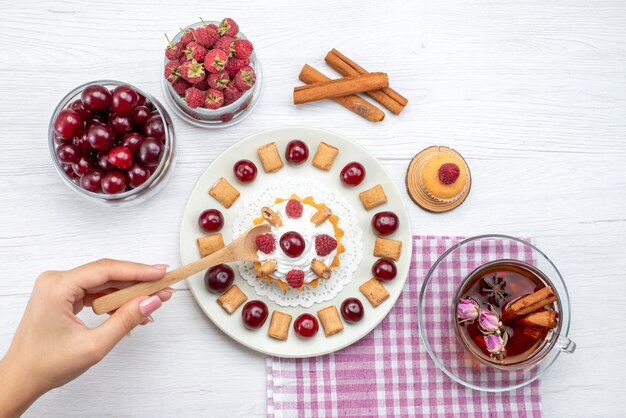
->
[180,127,413,358]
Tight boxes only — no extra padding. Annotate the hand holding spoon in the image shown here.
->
[92,224,270,315]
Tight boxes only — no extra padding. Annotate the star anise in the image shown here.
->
[480,274,508,307]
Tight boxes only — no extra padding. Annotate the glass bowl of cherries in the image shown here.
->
[49,80,176,206]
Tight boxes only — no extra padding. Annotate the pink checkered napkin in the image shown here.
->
[267,236,542,418]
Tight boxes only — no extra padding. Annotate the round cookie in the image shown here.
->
[420,152,469,202]
[405,146,471,213]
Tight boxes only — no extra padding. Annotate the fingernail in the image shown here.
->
[139,295,162,316]
[151,264,169,270]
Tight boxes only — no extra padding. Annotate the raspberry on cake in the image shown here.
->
[253,195,344,290]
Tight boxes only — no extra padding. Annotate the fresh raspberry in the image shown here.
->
[214,36,234,55]
[438,163,460,185]
[255,233,276,253]
[164,34,183,60]
[220,112,234,122]
[208,71,230,89]
[223,84,243,105]
[224,58,250,78]
[234,66,256,91]
[204,88,224,110]
[218,18,239,37]
[285,199,303,218]
[183,41,207,62]
[179,28,194,45]
[184,87,205,109]
[164,61,180,82]
[193,77,209,91]
[233,39,253,59]
[207,23,218,31]
[286,269,305,289]
[193,26,219,48]
[204,49,228,73]
[315,234,337,256]
[171,78,192,95]
[179,59,205,84]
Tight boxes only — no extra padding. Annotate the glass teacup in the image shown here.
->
[418,235,575,391]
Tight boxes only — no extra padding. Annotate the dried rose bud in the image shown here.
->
[457,298,480,322]
[484,334,506,355]
[478,309,501,334]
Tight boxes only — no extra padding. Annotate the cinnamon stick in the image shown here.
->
[298,65,385,122]
[515,310,558,329]
[502,286,557,323]
[325,49,407,115]
[294,72,389,105]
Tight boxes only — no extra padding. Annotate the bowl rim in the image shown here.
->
[48,79,175,202]
[417,233,572,392]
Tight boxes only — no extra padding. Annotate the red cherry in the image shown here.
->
[111,85,138,114]
[108,146,134,170]
[280,232,305,258]
[371,211,399,236]
[371,259,397,281]
[294,313,319,338]
[73,133,92,153]
[340,298,364,323]
[120,132,144,156]
[79,169,104,193]
[241,300,269,330]
[198,209,224,232]
[127,163,151,188]
[233,159,257,183]
[143,115,165,141]
[109,113,133,136]
[69,100,93,120]
[61,163,78,179]
[101,170,127,194]
[138,137,162,167]
[204,264,234,293]
[87,123,115,151]
[285,140,309,164]
[56,143,81,164]
[132,106,151,128]
[71,154,94,176]
[97,152,113,171]
[340,162,366,186]
[53,109,83,139]
[81,84,112,111]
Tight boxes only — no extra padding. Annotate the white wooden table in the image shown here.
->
[1,1,625,416]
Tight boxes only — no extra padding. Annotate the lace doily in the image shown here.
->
[233,178,363,307]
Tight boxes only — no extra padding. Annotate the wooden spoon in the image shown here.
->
[92,224,271,315]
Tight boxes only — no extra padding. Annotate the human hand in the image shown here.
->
[0,259,174,418]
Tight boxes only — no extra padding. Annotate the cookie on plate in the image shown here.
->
[312,141,339,170]
[268,311,292,340]
[359,184,388,211]
[217,284,248,314]
[257,142,284,173]
[209,177,240,208]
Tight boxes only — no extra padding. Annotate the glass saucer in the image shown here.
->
[417,235,573,391]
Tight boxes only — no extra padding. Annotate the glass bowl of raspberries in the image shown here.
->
[48,80,176,206]
[162,18,261,128]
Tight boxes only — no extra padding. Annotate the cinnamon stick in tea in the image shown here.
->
[502,286,557,323]
[298,65,385,122]
[294,72,389,105]
[325,49,408,114]
[515,310,558,329]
